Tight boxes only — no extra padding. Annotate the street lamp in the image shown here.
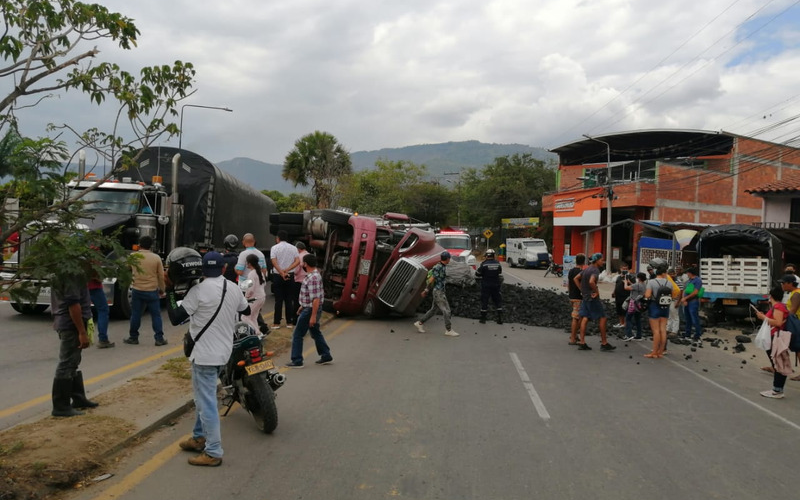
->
[583,134,613,267]
[178,104,233,151]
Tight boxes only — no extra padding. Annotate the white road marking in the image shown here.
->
[667,355,800,432]
[509,352,551,421]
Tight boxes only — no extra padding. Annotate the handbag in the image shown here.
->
[754,319,772,351]
[183,280,227,357]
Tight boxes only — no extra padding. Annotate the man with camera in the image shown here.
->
[167,250,250,467]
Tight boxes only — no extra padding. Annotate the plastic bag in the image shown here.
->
[86,318,95,346]
[754,319,771,351]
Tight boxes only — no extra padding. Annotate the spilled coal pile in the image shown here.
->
[416,283,618,332]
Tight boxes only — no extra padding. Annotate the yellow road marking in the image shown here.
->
[87,319,354,500]
[0,311,282,419]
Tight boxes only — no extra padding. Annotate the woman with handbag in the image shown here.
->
[755,286,789,398]
[622,272,647,341]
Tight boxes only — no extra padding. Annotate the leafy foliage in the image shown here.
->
[283,131,352,208]
[339,160,433,216]
[0,0,195,300]
[460,153,556,230]
[262,190,315,212]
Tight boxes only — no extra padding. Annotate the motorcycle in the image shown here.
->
[544,259,564,278]
[220,280,285,433]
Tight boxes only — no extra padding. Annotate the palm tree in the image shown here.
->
[283,131,352,208]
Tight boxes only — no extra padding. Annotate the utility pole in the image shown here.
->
[583,134,613,267]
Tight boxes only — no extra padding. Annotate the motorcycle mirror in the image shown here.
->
[239,279,254,292]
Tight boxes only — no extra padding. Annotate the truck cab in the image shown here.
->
[506,238,549,269]
[435,230,477,269]
[277,209,445,318]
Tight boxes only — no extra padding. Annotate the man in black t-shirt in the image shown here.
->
[612,264,630,330]
[567,253,586,345]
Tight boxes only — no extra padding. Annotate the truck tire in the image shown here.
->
[278,212,305,225]
[519,259,526,268]
[10,303,49,314]
[111,283,132,319]
[320,209,351,226]
[509,259,516,268]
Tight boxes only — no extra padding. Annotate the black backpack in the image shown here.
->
[654,279,673,310]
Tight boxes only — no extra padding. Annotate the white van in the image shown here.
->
[506,238,549,269]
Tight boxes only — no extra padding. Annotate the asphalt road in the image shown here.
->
[0,301,189,430]
[65,296,800,500]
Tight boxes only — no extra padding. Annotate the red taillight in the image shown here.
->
[248,347,262,363]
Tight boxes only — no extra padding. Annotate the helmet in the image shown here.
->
[165,247,203,285]
[485,248,496,258]
[649,257,668,275]
[223,234,239,251]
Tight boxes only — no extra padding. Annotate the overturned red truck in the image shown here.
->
[270,210,456,317]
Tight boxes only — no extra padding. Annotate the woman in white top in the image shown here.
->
[243,253,267,336]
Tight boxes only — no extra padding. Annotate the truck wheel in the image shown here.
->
[509,259,516,268]
[10,303,48,314]
[519,259,526,268]
[363,298,378,318]
[320,209,351,226]
[111,283,132,319]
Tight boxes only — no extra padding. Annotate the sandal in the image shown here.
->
[568,340,579,345]
[644,352,658,358]
[761,366,776,373]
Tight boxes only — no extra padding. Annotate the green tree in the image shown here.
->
[460,153,556,230]
[339,159,429,215]
[283,131,352,208]
[262,190,315,212]
[0,0,195,301]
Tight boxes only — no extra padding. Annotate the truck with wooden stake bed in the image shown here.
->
[0,146,276,317]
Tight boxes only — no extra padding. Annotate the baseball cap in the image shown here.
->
[781,274,798,285]
[202,251,225,277]
[589,252,603,263]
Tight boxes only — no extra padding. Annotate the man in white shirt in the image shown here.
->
[235,233,267,278]
[269,230,300,329]
[167,251,249,467]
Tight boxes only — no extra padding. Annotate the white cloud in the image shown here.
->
[5,0,800,163]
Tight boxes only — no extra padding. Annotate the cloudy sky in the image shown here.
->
[10,0,800,164]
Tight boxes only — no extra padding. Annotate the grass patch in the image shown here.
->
[160,357,191,380]
[0,441,23,457]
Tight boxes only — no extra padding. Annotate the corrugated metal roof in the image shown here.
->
[745,173,800,194]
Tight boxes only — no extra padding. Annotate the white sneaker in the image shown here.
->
[413,321,426,333]
[445,329,460,337]
[760,390,785,399]
[612,323,623,329]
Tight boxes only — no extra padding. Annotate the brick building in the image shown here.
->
[541,130,800,269]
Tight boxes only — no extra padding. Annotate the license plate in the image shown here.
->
[244,359,274,375]
[722,299,737,306]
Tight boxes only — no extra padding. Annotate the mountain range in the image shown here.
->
[216,140,557,193]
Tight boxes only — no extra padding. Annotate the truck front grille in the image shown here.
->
[378,258,425,309]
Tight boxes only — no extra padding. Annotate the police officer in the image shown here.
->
[476,248,503,324]
[221,234,239,283]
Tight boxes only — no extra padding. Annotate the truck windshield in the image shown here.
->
[436,236,471,250]
[71,189,140,215]
[524,241,546,249]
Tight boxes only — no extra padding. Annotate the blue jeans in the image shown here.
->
[625,311,642,339]
[89,287,110,342]
[191,363,223,458]
[685,300,702,340]
[129,289,163,340]
[290,307,331,364]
